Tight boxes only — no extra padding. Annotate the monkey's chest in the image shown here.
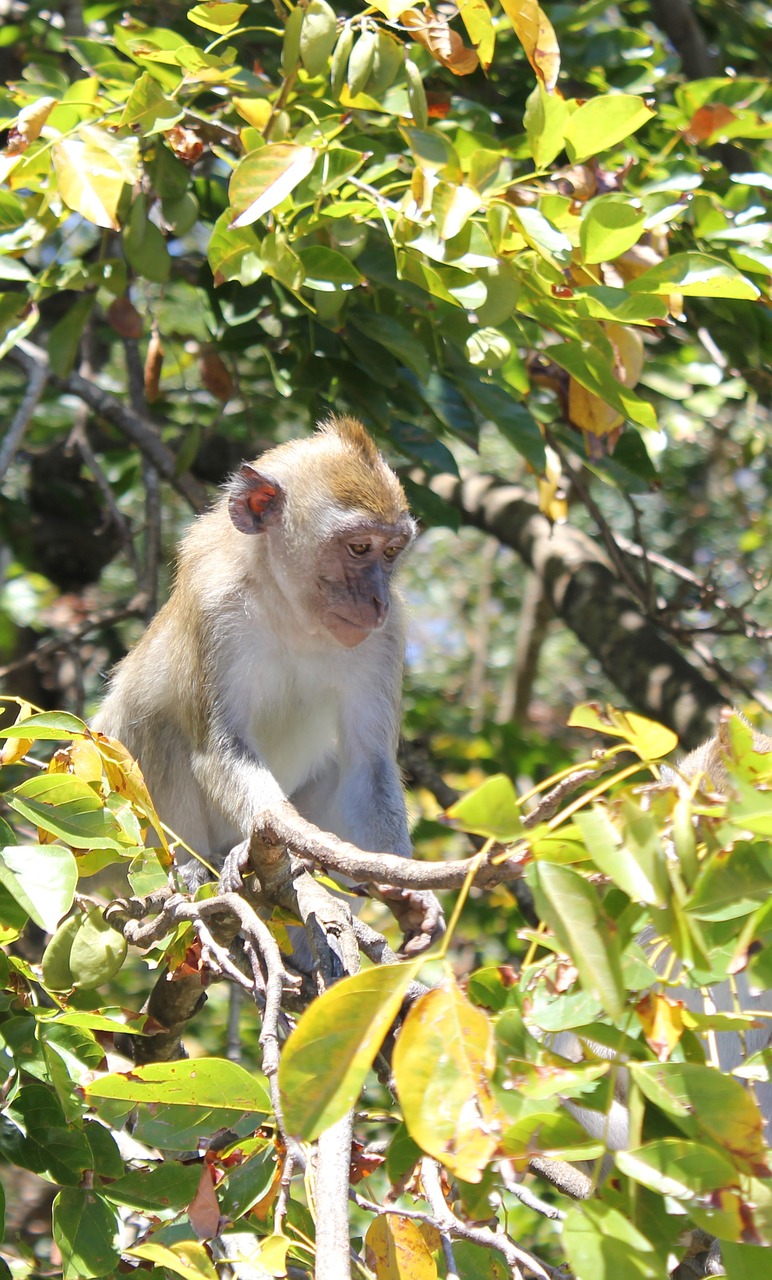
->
[248,682,338,795]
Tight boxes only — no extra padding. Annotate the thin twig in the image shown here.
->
[0,336,49,482]
[0,596,147,681]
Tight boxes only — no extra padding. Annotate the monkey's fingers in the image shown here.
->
[374,884,445,956]
[219,840,252,894]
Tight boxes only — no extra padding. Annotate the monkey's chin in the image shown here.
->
[325,613,377,648]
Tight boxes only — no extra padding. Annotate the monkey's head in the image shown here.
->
[227,416,416,648]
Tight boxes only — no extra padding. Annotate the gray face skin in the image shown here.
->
[315,523,413,648]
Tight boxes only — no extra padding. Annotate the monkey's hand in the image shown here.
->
[372,884,445,956]
[219,839,255,895]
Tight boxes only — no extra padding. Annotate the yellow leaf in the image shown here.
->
[457,0,495,72]
[499,0,560,93]
[636,993,684,1062]
[568,703,679,760]
[92,732,169,853]
[52,127,139,230]
[129,1241,217,1280]
[393,978,502,1182]
[365,1214,438,1280]
[232,97,272,130]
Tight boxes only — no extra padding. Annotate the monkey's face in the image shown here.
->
[311,521,414,648]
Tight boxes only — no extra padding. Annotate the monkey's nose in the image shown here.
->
[372,596,388,624]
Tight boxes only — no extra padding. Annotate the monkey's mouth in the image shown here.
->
[326,611,379,646]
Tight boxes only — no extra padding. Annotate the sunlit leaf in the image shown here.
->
[402,7,479,76]
[563,1201,660,1280]
[393,979,502,1182]
[626,251,760,299]
[564,95,655,164]
[580,196,646,265]
[128,1241,217,1280]
[445,774,522,841]
[568,704,678,758]
[499,0,560,92]
[52,127,139,230]
[0,844,77,933]
[52,1189,121,1280]
[457,0,495,72]
[187,2,247,35]
[365,1214,438,1279]
[279,961,423,1139]
[229,144,317,229]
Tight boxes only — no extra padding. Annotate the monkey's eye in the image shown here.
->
[383,545,401,561]
[348,542,371,557]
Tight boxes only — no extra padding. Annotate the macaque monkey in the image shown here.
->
[94,416,439,952]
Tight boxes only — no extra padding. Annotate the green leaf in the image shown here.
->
[615,1139,739,1199]
[103,1162,203,1211]
[0,1084,92,1185]
[626,251,760,299]
[123,197,171,284]
[564,94,656,164]
[563,1201,660,1280]
[207,209,262,286]
[0,845,77,934]
[574,805,668,907]
[7,774,133,851]
[524,83,567,169]
[528,862,625,1018]
[580,196,646,265]
[229,144,317,228]
[187,2,247,34]
[86,1057,270,1108]
[52,127,139,230]
[279,960,423,1139]
[68,907,128,989]
[446,774,522,841]
[52,1189,120,1280]
[297,245,362,291]
[629,1062,767,1169]
[0,710,89,739]
[48,295,96,379]
[688,841,772,920]
[119,71,183,134]
[351,312,430,382]
[550,340,657,429]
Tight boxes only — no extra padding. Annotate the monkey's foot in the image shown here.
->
[374,884,445,956]
[219,840,252,894]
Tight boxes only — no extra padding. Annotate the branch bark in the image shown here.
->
[423,472,725,749]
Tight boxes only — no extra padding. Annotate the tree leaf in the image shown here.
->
[229,144,317,228]
[580,195,646,265]
[52,127,139,230]
[365,1214,438,1279]
[630,1062,767,1171]
[0,844,77,934]
[524,83,567,168]
[52,1189,120,1280]
[568,704,678,758]
[550,341,657,430]
[118,70,183,133]
[564,95,655,164]
[187,2,247,35]
[68,907,128,989]
[626,251,760,299]
[528,862,626,1018]
[445,774,522,840]
[128,1241,217,1280]
[0,710,89,740]
[401,8,479,76]
[8,773,134,851]
[393,979,502,1182]
[457,0,495,72]
[563,1201,660,1280]
[279,960,422,1139]
[299,0,338,78]
[499,0,560,92]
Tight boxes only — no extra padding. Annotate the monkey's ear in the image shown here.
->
[229,465,285,534]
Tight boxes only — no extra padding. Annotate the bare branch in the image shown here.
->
[5,339,209,511]
[0,336,49,482]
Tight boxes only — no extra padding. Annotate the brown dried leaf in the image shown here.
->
[636,992,684,1062]
[199,351,234,402]
[188,1163,221,1240]
[401,7,479,76]
[144,329,164,404]
[107,296,143,340]
[165,125,205,165]
[684,104,737,145]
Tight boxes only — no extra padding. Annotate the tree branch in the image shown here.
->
[423,472,725,749]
